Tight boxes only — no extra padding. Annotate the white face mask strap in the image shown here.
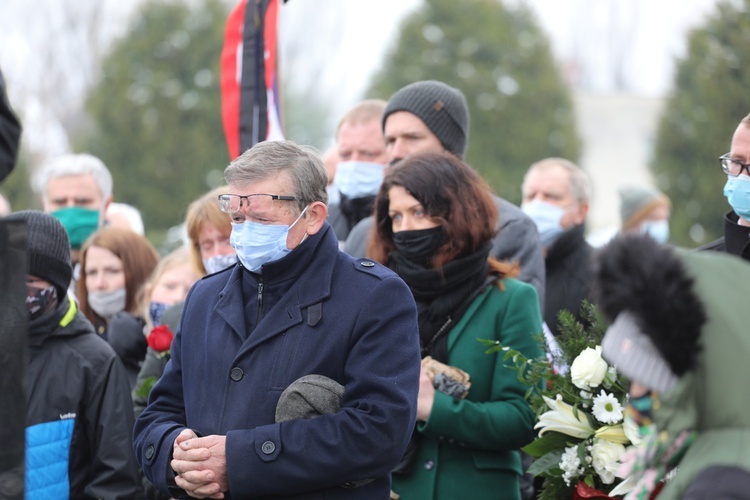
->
[289,205,309,229]
[290,205,310,246]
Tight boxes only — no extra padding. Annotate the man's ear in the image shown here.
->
[574,201,589,225]
[304,201,328,235]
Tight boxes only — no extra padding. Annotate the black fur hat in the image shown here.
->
[594,234,705,379]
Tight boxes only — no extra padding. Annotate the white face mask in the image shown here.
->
[333,161,385,199]
[640,220,669,244]
[88,287,127,319]
[202,253,237,274]
[521,200,566,248]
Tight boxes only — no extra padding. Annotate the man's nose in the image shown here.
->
[388,140,407,164]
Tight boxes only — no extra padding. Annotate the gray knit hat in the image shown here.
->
[275,374,344,423]
[383,80,469,159]
[5,210,72,299]
[601,311,679,393]
[619,185,670,228]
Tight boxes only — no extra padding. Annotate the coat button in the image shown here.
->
[424,459,434,470]
[360,261,375,267]
[145,445,154,459]
[261,440,276,454]
[230,367,244,381]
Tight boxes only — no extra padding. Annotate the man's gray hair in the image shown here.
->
[523,157,591,204]
[224,140,329,209]
[35,153,113,201]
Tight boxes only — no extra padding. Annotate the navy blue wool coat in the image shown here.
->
[134,223,420,499]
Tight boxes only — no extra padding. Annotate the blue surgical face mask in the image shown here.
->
[202,253,237,274]
[230,206,309,273]
[521,200,566,248]
[724,175,750,220]
[640,220,670,244]
[333,161,385,199]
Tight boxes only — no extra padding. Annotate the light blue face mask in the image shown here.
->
[230,206,308,273]
[724,175,750,221]
[202,253,237,275]
[333,161,385,199]
[640,220,670,244]
[521,200,566,248]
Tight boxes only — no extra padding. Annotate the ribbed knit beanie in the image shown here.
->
[5,210,72,298]
[619,185,670,228]
[383,80,469,159]
[601,311,679,393]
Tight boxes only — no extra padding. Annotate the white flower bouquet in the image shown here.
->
[482,304,636,499]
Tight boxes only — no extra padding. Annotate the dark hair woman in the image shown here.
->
[368,152,543,500]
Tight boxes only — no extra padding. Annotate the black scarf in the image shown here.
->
[389,242,494,362]
[338,194,376,232]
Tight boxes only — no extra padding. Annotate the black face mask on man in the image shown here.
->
[392,226,446,264]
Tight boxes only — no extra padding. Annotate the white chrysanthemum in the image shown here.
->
[559,445,585,487]
[592,390,624,424]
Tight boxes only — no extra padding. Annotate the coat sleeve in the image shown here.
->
[133,289,192,497]
[132,348,170,420]
[224,274,421,496]
[419,283,543,451]
[84,346,145,499]
[492,198,546,312]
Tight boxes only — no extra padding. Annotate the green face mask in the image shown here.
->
[52,206,100,249]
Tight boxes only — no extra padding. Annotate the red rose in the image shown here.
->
[574,482,616,499]
[147,325,174,352]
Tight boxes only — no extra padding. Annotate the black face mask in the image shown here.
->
[392,226,446,264]
[26,284,58,321]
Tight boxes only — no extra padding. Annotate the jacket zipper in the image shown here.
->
[256,278,264,327]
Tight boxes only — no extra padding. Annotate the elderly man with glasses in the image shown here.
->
[134,140,421,499]
[700,112,750,260]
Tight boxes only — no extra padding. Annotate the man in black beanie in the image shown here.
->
[344,80,545,307]
[5,210,143,498]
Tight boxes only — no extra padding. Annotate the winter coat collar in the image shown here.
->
[722,210,750,258]
[545,223,588,264]
[214,222,337,346]
[28,295,93,348]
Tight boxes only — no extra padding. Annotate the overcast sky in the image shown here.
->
[0,0,719,158]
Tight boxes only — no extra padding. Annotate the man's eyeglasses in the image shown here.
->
[218,193,300,213]
[719,153,750,177]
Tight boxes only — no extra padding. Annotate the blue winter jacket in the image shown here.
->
[134,223,421,499]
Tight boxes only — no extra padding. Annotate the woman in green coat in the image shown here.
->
[368,153,544,499]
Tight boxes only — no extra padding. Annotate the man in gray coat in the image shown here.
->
[344,80,545,307]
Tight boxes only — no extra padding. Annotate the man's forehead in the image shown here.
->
[525,167,571,193]
[384,111,432,133]
[337,120,383,145]
[230,172,293,194]
[46,173,103,198]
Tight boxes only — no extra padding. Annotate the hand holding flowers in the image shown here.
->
[483,305,636,499]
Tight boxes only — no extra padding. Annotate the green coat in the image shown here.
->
[393,278,543,500]
[657,250,750,498]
